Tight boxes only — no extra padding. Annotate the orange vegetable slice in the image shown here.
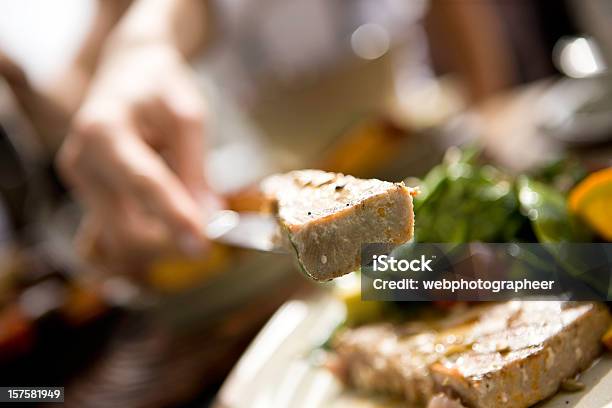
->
[568,167,612,241]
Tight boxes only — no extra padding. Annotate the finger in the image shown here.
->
[165,73,211,194]
[93,207,168,270]
[77,210,166,277]
[170,107,207,198]
[74,213,107,264]
[64,162,167,261]
[57,136,108,214]
[164,95,227,222]
[76,126,208,253]
[139,92,208,199]
[131,97,174,148]
[134,97,224,227]
[71,172,185,274]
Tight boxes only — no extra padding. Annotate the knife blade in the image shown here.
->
[205,210,287,253]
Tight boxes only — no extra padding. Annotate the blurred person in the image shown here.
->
[55,0,423,273]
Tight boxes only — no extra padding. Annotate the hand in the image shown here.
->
[58,44,218,272]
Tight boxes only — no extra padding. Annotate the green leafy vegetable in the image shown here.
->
[413,147,525,243]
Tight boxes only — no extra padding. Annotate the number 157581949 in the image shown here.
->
[2,387,63,402]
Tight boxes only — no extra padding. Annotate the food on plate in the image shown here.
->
[261,170,416,281]
[331,301,611,408]
[568,167,612,241]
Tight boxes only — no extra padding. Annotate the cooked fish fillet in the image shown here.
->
[261,170,415,281]
[332,301,611,408]
[431,302,610,408]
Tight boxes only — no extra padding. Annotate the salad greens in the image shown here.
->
[409,148,607,296]
[410,146,593,244]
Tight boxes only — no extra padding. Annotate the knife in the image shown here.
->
[205,210,287,253]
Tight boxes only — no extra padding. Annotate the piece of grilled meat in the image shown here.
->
[261,170,415,281]
[333,301,611,408]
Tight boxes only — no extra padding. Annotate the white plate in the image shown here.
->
[214,290,612,408]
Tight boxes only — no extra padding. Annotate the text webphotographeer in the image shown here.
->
[373,278,555,293]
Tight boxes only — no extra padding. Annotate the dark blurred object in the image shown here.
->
[425,0,516,102]
[425,0,579,102]
[0,75,125,401]
[529,0,580,76]
[0,81,68,237]
[534,0,612,147]
[0,244,122,379]
[0,303,122,388]
[64,277,308,408]
[0,123,28,230]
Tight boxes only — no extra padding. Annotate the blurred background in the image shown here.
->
[0,0,611,407]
